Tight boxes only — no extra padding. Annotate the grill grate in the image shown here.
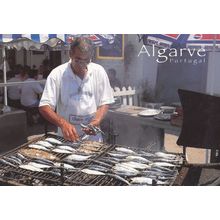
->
[0,134,184,186]
[0,134,126,186]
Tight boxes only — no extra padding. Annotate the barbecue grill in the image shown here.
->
[0,133,183,186]
[3,89,219,186]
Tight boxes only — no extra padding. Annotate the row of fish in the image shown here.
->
[28,137,78,154]
[27,137,106,156]
[0,151,77,177]
[67,146,184,186]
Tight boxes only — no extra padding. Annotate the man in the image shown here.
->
[21,68,43,108]
[7,65,23,108]
[39,37,114,142]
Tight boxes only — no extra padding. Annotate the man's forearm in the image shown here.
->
[39,105,66,128]
[91,104,109,126]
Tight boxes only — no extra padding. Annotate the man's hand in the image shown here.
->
[39,105,79,141]
[60,119,79,141]
[81,104,109,136]
[82,119,100,135]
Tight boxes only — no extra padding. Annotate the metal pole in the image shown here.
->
[1,45,11,113]
[205,34,217,163]
[2,45,7,106]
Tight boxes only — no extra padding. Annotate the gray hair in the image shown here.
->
[70,37,93,55]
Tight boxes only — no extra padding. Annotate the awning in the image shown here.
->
[0,34,116,50]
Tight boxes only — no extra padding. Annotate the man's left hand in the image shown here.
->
[82,120,100,135]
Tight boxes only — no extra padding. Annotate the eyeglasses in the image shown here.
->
[73,58,91,66]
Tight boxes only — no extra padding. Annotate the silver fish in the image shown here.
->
[45,137,63,145]
[100,157,121,164]
[125,155,152,164]
[112,164,139,176]
[106,173,130,185]
[35,140,54,148]
[5,156,22,165]
[107,152,128,158]
[89,159,113,168]
[0,158,16,167]
[119,161,151,170]
[81,168,105,175]
[54,162,76,170]
[52,148,73,154]
[155,152,177,159]
[28,144,49,151]
[16,153,27,161]
[64,154,91,162]
[31,158,54,166]
[157,176,175,181]
[28,162,51,169]
[142,170,175,178]
[130,177,169,185]
[115,147,136,154]
[56,145,76,152]
[150,167,175,174]
[130,177,154,185]
[9,155,23,164]
[153,158,182,164]
[152,162,177,167]
[140,151,156,158]
[19,164,43,172]
[87,165,110,173]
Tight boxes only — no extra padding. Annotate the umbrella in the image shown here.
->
[0,34,116,109]
[0,34,116,49]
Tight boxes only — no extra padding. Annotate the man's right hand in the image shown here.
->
[39,105,79,142]
[59,119,79,142]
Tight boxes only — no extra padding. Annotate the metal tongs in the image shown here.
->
[66,124,105,144]
[79,123,105,141]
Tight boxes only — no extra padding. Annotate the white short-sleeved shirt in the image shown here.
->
[21,78,44,107]
[39,61,114,139]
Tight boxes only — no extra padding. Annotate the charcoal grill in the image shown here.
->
[0,133,184,186]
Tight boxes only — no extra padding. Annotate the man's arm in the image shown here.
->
[39,105,79,141]
[83,104,109,135]
[91,104,109,126]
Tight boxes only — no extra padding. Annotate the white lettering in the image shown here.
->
[169,48,178,57]
[138,44,207,64]
[156,48,167,63]
[197,48,206,57]
[188,49,196,57]
[179,48,188,56]
[138,45,151,56]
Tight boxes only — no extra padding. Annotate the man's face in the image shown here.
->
[70,47,91,75]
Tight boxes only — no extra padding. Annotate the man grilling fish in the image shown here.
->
[39,37,114,142]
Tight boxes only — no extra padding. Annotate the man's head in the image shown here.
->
[69,37,93,75]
